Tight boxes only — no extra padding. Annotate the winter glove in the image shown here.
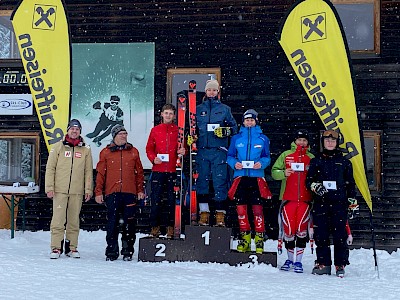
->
[348,198,359,219]
[310,182,328,196]
[187,135,197,146]
[214,127,231,138]
[93,101,101,109]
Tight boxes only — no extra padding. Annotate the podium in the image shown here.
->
[0,184,39,238]
[138,225,277,266]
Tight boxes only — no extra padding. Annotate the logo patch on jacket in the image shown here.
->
[237,142,245,148]
[200,111,207,116]
[65,151,71,157]
[254,144,262,148]
[75,152,82,158]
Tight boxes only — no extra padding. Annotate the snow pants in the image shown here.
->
[104,192,138,257]
[149,172,176,227]
[312,201,348,266]
[50,193,83,251]
[196,147,228,202]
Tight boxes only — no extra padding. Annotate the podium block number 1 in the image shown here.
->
[201,230,210,245]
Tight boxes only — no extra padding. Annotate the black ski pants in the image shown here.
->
[312,200,348,266]
[104,192,138,257]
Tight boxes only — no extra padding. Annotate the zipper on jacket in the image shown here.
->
[120,150,123,192]
[67,147,74,194]
[297,146,304,201]
[246,127,252,177]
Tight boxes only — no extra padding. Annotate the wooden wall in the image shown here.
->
[1,0,399,251]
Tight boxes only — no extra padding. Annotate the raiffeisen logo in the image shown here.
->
[17,32,64,145]
[0,98,32,110]
[289,48,359,160]
[301,13,327,43]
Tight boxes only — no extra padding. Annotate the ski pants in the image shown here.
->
[50,193,83,251]
[104,192,138,257]
[196,147,228,202]
[280,200,310,249]
[312,201,349,266]
[149,172,177,227]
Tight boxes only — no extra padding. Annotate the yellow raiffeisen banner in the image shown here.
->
[278,0,372,211]
[11,0,71,151]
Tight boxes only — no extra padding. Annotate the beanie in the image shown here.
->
[110,95,120,103]
[242,109,258,122]
[294,129,309,141]
[205,80,220,92]
[67,119,82,131]
[111,124,126,139]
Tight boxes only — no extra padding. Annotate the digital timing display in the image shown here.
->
[0,69,28,86]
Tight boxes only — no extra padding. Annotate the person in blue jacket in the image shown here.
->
[227,109,271,254]
[188,79,238,227]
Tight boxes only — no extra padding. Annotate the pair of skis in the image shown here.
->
[173,80,198,239]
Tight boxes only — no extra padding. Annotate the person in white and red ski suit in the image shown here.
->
[271,129,314,273]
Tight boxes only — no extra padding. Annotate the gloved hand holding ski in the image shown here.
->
[348,198,359,219]
[187,135,198,146]
[310,182,328,196]
[214,127,231,138]
[93,101,102,109]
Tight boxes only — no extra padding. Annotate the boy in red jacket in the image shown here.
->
[146,104,185,238]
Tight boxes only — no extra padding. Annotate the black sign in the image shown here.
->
[0,69,28,86]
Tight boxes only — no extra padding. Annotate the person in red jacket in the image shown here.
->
[95,124,145,261]
[271,130,314,273]
[146,104,185,238]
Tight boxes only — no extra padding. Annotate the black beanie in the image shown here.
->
[294,129,309,141]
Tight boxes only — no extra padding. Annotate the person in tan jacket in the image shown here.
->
[95,124,145,261]
[45,119,93,259]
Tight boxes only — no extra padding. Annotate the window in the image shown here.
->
[0,10,20,59]
[0,132,40,185]
[166,68,221,106]
[332,0,380,54]
[363,130,381,191]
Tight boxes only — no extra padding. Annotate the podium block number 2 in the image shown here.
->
[155,243,166,257]
[201,230,210,245]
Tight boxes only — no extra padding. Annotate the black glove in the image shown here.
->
[214,127,231,138]
[310,182,328,196]
[93,101,101,109]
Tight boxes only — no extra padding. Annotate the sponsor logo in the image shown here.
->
[65,151,71,157]
[75,152,82,158]
[301,13,327,43]
[0,98,32,110]
[289,48,359,159]
[33,5,57,31]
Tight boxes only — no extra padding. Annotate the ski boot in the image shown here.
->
[280,259,293,271]
[215,211,225,227]
[335,265,345,278]
[254,232,264,254]
[198,212,210,226]
[293,262,304,273]
[237,231,251,253]
[312,262,332,275]
[150,226,161,238]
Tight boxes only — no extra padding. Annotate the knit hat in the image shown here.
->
[111,124,127,139]
[294,129,309,141]
[242,109,258,122]
[67,119,82,131]
[110,95,120,103]
[205,80,220,92]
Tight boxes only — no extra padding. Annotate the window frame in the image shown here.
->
[331,0,380,55]
[0,10,21,60]
[0,132,40,186]
[363,130,381,192]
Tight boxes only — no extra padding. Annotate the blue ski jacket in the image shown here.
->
[196,97,238,149]
[227,125,271,178]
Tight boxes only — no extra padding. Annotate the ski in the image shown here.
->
[174,93,187,239]
[188,80,198,225]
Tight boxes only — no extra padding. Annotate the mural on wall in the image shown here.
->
[71,43,155,169]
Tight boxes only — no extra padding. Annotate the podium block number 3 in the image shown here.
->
[201,231,210,245]
[155,243,166,257]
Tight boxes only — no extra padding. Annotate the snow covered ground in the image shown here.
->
[0,229,399,300]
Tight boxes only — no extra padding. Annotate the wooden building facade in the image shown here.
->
[0,0,399,251]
